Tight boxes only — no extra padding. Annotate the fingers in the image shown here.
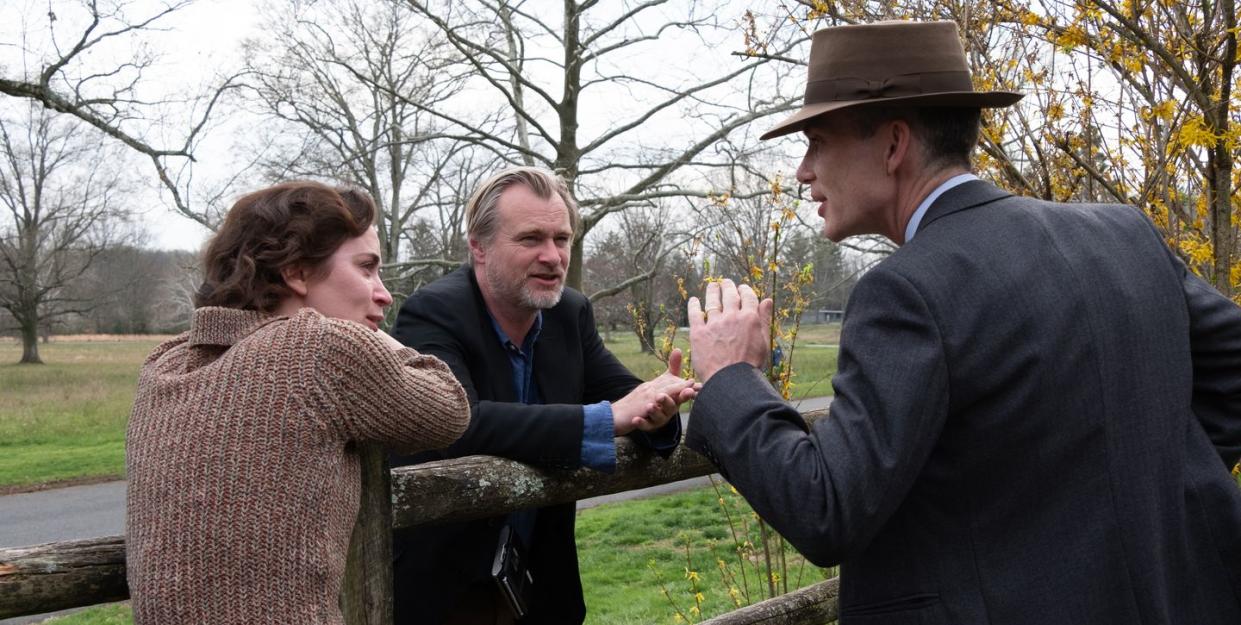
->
[655,393,676,418]
[656,375,694,397]
[739,283,759,312]
[667,348,683,377]
[759,297,774,321]
[704,280,722,314]
[720,278,740,313]
[688,296,705,330]
[631,395,674,431]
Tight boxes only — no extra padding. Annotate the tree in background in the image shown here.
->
[0,0,244,227]
[759,0,1238,300]
[0,101,135,363]
[997,0,1238,299]
[73,247,198,335]
[398,0,804,290]
[241,0,483,303]
[694,169,856,314]
[583,204,699,353]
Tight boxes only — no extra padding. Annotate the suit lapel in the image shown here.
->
[916,180,1013,236]
[466,268,520,403]
[533,312,567,403]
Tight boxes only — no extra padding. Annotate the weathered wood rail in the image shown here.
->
[1,409,836,623]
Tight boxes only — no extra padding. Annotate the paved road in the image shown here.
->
[0,481,127,548]
[0,395,832,623]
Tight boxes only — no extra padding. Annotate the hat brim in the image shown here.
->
[760,91,1024,141]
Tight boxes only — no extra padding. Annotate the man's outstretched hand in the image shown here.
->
[687,279,773,384]
[611,348,700,434]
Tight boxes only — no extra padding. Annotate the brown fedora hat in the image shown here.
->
[761,21,1022,140]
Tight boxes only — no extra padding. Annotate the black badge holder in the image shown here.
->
[491,524,534,619]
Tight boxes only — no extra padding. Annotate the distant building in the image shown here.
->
[813,309,844,324]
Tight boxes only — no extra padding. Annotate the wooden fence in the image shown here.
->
[0,408,837,624]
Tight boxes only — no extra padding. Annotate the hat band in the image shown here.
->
[804,70,974,104]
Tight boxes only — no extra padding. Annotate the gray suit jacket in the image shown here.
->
[687,181,1241,624]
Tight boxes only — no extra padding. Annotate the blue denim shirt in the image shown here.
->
[486,310,617,472]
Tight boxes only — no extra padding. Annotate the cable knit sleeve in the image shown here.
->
[312,316,469,452]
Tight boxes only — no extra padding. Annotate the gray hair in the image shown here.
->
[464,166,580,265]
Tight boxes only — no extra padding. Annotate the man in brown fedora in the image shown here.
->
[684,20,1241,624]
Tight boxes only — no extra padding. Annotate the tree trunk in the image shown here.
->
[1210,0,1236,298]
[19,315,42,364]
[639,314,655,354]
[568,235,584,291]
[1210,150,1234,298]
[559,0,584,291]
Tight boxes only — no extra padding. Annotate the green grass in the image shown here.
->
[606,324,840,400]
[0,339,164,490]
[578,483,834,624]
[39,603,132,624]
[34,485,831,625]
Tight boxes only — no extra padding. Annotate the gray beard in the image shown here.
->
[520,283,563,309]
[486,264,564,311]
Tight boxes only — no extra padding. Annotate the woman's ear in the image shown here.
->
[281,264,310,297]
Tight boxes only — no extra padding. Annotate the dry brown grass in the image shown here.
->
[0,333,179,343]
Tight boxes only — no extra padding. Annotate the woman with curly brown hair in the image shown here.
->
[125,181,469,625]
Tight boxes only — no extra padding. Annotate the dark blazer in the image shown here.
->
[688,181,1241,624]
[390,266,680,625]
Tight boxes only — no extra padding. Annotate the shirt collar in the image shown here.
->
[486,309,543,355]
[903,173,977,244]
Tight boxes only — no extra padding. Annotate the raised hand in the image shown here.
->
[611,348,700,435]
[687,279,773,383]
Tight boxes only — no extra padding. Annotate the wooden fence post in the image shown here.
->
[340,443,394,625]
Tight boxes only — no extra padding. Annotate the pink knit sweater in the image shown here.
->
[125,307,469,624]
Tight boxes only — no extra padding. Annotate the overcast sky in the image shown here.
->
[130,0,262,251]
[1,0,264,251]
[2,0,808,252]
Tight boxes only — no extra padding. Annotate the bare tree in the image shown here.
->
[394,0,804,289]
[149,252,200,333]
[583,204,696,353]
[0,0,244,227]
[71,247,197,334]
[242,0,487,300]
[0,100,135,363]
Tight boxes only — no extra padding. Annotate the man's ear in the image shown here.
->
[885,119,912,176]
[281,264,310,297]
[468,236,486,267]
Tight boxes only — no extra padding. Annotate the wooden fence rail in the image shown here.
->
[1,409,835,622]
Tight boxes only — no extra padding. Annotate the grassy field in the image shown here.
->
[0,326,839,490]
[578,482,834,624]
[38,603,132,624]
[0,339,166,491]
[606,323,840,400]
[33,484,833,625]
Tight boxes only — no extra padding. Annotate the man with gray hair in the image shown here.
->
[390,166,696,625]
